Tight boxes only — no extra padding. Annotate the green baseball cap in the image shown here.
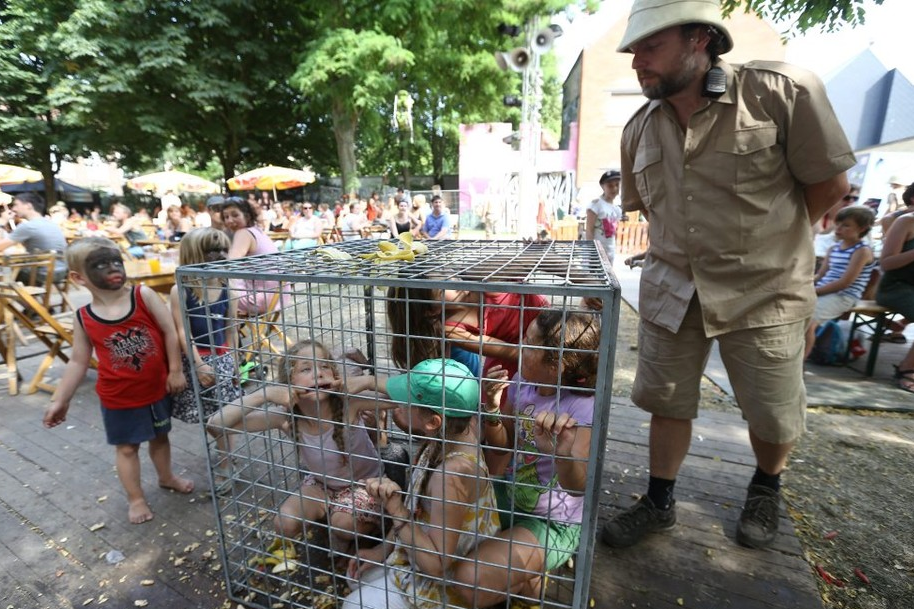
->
[386,359,479,418]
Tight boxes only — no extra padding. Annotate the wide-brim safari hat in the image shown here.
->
[617,0,733,54]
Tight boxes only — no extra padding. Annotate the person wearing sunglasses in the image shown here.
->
[285,203,322,250]
[813,184,862,270]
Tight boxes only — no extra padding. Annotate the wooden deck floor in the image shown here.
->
[0,348,822,609]
[594,399,821,609]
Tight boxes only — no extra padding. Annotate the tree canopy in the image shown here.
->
[0,0,882,197]
[722,0,884,34]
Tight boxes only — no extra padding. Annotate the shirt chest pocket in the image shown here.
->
[715,126,783,194]
[632,145,663,209]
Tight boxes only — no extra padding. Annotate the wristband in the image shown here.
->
[483,408,502,426]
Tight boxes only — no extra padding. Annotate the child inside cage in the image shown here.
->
[387,283,549,480]
[386,284,547,379]
[169,227,243,427]
[453,308,601,607]
[342,358,500,609]
[205,339,396,560]
[43,237,192,525]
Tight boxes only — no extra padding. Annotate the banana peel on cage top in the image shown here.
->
[314,246,353,260]
[358,232,429,262]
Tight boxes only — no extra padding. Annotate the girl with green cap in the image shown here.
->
[343,358,500,609]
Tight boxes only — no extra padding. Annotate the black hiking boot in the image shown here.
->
[736,484,780,549]
[601,496,677,548]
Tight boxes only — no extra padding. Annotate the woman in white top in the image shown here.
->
[585,170,623,265]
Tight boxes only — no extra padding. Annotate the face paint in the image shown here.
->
[84,248,126,290]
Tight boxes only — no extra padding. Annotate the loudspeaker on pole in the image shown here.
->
[532,28,555,54]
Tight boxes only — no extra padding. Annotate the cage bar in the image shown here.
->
[178,239,619,609]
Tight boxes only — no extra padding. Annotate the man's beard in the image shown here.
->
[640,50,702,100]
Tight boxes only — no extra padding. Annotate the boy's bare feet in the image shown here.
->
[158,476,195,494]
[128,498,154,524]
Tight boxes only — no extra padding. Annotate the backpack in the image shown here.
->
[809,320,847,366]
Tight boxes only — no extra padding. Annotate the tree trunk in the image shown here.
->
[38,146,57,206]
[331,98,359,196]
[400,131,410,191]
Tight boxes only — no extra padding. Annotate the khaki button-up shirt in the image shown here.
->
[621,60,856,337]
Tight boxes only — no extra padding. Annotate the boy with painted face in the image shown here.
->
[44,237,190,525]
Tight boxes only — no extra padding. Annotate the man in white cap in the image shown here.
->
[601,0,855,550]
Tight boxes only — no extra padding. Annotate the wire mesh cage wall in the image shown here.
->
[177,239,620,609]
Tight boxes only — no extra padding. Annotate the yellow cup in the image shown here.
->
[148,258,162,273]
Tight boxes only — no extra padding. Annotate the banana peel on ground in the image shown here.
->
[359,232,429,262]
[247,538,298,573]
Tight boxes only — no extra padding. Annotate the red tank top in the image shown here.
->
[78,286,168,409]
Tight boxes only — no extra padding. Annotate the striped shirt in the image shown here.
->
[817,241,875,299]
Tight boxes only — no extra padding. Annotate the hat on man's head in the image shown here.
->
[889,175,907,187]
[206,195,225,209]
[617,0,733,55]
[599,170,622,184]
[386,359,479,419]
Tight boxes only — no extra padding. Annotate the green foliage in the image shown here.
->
[0,0,91,187]
[0,0,878,196]
[721,0,883,34]
[47,0,314,181]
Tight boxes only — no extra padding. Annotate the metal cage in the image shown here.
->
[177,239,619,609]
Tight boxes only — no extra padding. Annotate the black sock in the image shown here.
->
[751,466,781,492]
[646,476,676,510]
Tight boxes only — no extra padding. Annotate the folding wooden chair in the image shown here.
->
[238,290,294,361]
[0,281,96,395]
[1,252,58,311]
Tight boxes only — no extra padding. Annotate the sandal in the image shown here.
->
[893,366,914,394]
[868,331,907,344]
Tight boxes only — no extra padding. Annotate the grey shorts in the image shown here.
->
[100,397,172,446]
[632,298,807,444]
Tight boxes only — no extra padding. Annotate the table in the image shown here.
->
[135,239,180,248]
[125,260,177,295]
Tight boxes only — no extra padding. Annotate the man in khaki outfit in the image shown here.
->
[601,0,854,550]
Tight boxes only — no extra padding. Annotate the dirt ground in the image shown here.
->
[611,303,914,609]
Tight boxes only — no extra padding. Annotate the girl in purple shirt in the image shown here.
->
[455,308,602,607]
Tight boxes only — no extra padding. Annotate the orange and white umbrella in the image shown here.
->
[226,165,316,192]
[126,170,219,194]
[0,164,42,186]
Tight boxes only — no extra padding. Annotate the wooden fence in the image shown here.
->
[547,218,649,257]
[615,221,649,255]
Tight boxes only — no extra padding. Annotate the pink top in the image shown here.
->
[234,227,283,315]
[246,226,278,256]
[296,422,382,490]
